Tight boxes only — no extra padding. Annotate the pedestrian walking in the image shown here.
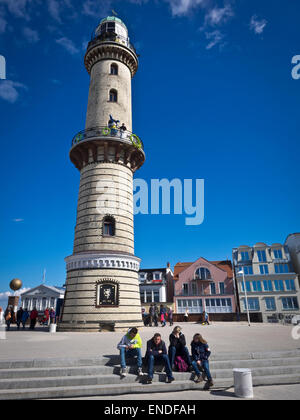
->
[117,327,143,378]
[49,307,56,324]
[203,311,210,325]
[168,307,173,326]
[145,333,174,384]
[191,333,213,388]
[160,312,166,327]
[184,308,189,322]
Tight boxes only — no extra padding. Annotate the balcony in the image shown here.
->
[71,126,144,151]
[87,32,137,57]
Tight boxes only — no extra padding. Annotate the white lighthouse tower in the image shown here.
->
[59,17,145,331]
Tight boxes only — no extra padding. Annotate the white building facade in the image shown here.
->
[233,243,300,322]
[21,285,65,312]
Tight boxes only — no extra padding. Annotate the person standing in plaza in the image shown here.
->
[16,307,24,330]
[149,304,155,327]
[49,307,56,324]
[184,308,189,322]
[4,306,12,331]
[153,304,159,327]
[21,308,29,329]
[191,333,214,388]
[168,307,174,326]
[145,333,174,384]
[117,327,143,378]
[30,307,38,330]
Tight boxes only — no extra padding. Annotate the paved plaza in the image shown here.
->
[1,322,299,360]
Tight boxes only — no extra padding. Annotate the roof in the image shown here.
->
[174,259,233,280]
[100,16,126,26]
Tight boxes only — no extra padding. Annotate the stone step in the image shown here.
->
[1,373,300,400]
[210,357,300,370]
[1,349,299,370]
[1,363,300,390]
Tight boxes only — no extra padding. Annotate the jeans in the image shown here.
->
[201,360,212,381]
[148,354,173,380]
[120,347,142,369]
[169,345,192,367]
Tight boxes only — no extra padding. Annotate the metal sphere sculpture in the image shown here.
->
[9,278,22,291]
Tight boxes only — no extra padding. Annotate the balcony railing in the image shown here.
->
[88,32,137,55]
[71,126,144,151]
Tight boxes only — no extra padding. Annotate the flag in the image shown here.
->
[112,9,118,16]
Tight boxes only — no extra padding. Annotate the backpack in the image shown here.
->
[174,355,188,372]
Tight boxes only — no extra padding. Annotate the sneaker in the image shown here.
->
[166,376,175,383]
[120,367,127,377]
[207,379,214,387]
[146,377,153,384]
[195,375,204,383]
[137,367,144,376]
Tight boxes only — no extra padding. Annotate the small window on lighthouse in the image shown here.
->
[109,89,118,102]
[103,216,115,236]
[110,64,118,75]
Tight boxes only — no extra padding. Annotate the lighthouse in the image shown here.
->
[59,17,145,332]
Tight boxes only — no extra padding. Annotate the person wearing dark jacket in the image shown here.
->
[145,333,174,384]
[4,306,12,331]
[191,333,213,388]
[16,307,24,330]
[168,326,193,369]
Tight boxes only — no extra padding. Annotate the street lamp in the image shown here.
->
[238,268,251,327]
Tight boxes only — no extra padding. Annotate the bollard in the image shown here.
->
[49,323,57,333]
[233,368,253,398]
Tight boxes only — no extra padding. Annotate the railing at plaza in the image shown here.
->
[71,126,144,151]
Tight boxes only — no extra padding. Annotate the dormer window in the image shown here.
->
[195,267,211,280]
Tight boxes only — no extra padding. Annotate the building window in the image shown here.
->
[241,251,250,261]
[273,249,283,259]
[274,280,284,291]
[109,89,118,102]
[263,280,273,292]
[154,273,160,280]
[257,250,267,262]
[259,264,269,275]
[243,297,260,311]
[265,297,276,311]
[282,297,299,310]
[182,284,189,296]
[110,63,118,75]
[195,267,211,280]
[210,283,216,295]
[285,279,296,291]
[275,263,289,273]
[219,282,225,295]
[191,282,197,296]
[243,266,253,275]
[252,281,262,292]
[153,290,160,303]
[103,216,115,236]
[146,291,152,303]
[205,298,232,313]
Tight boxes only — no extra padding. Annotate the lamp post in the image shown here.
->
[238,269,251,327]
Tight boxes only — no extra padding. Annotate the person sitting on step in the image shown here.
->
[117,327,143,378]
[145,333,175,385]
[191,333,214,388]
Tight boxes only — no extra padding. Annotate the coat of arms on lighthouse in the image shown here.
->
[96,279,119,307]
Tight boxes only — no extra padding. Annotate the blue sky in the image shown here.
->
[0,0,299,304]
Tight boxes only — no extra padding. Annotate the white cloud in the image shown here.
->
[0,288,31,306]
[0,15,7,33]
[205,30,225,49]
[204,4,234,26]
[23,26,39,43]
[165,0,205,16]
[250,15,267,35]
[12,218,24,222]
[0,80,27,103]
[47,0,62,22]
[56,37,79,55]
[82,0,111,17]
[0,0,34,19]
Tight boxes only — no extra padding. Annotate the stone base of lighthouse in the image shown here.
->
[58,254,143,332]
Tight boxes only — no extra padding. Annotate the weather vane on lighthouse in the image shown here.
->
[59,16,145,332]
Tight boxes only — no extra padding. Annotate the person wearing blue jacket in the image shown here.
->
[145,333,175,384]
[21,309,30,329]
[191,333,214,388]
